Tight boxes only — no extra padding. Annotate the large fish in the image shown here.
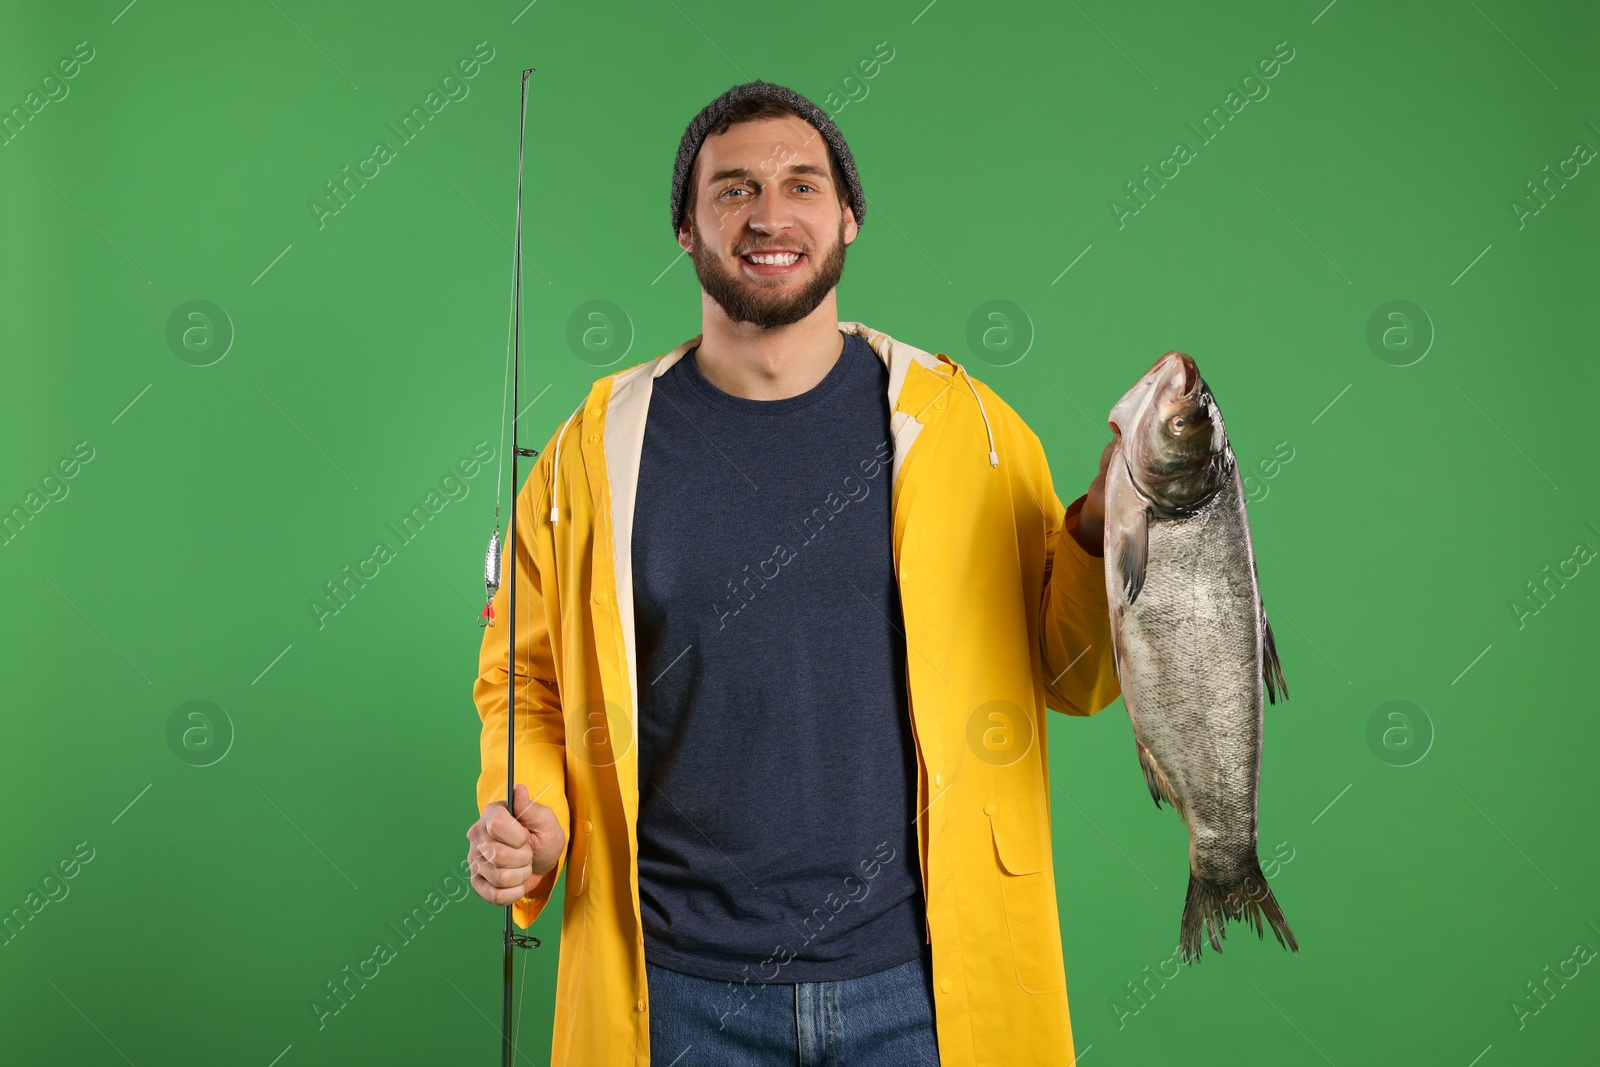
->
[1102,351,1297,964]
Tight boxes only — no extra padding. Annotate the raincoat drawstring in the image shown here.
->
[951,359,999,469]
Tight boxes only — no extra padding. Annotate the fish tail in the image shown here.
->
[1179,859,1298,965]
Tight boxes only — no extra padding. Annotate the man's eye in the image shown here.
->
[793,183,816,193]
[720,188,747,199]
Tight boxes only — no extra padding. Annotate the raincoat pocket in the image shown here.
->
[988,791,1067,994]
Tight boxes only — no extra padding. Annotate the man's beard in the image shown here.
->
[689,213,849,329]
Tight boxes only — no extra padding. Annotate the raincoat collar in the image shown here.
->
[548,321,997,526]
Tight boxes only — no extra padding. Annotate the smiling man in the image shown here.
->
[466,80,1122,1067]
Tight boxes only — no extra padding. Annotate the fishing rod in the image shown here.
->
[482,65,542,1067]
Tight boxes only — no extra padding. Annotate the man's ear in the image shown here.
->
[677,219,694,256]
[842,202,859,246]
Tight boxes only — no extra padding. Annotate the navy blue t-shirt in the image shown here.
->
[631,329,927,983]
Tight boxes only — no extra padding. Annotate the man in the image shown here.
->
[465,80,1121,1066]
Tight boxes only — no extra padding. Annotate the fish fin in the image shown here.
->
[1134,736,1181,813]
[1178,858,1299,966]
[1117,505,1150,604]
[1107,612,1123,681]
[1261,606,1289,705]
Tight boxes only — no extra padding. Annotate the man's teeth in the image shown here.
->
[744,253,800,265]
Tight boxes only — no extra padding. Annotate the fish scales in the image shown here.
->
[1111,463,1262,873]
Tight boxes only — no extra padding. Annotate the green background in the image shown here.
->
[2,0,1595,1063]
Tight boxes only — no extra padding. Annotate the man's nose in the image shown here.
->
[747,192,795,234]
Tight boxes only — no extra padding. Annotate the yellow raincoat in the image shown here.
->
[474,320,1121,1065]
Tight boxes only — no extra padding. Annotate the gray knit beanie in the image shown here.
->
[671,80,866,236]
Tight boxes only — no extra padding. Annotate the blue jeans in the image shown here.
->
[646,950,941,1066]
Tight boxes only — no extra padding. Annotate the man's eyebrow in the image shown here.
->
[706,163,830,184]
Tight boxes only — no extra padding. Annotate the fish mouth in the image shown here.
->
[1174,353,1198,397]
[1148,351,1198,399]
[1112,351,1197,435]
[1109,350,1226,507]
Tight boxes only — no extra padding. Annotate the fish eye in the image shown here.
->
[1169,415,1186,434]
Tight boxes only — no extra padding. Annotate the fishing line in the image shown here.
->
[480,81,523,630]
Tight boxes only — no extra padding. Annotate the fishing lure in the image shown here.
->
[481,519,501,626]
